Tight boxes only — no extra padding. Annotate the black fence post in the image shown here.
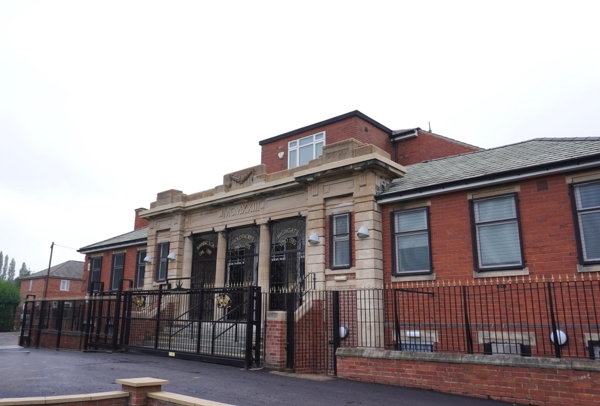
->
[35,301,46,349]
[155,284,168,349]
[332,290,341,376]
[462,286,474,354]
[286,291,295,370]
[254,285,262,368]
[55,300,65,350]
[547,282,562,358]
[244,285,255,369]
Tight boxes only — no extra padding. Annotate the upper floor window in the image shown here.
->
[393,207,431,275]
[60,280,70,291]
[288,132,325,169]
[470,193,524,271]
[572,181,600,264]
[330,213,351,269]
[157,242,170,282]
[29,280,32,291]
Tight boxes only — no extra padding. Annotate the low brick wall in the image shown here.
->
[0,377,236,406]
[337,348,600,405]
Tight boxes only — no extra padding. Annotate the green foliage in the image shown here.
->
[7,258,16,281]
[0,280,21,331]
[2,254,7,280]
[0,251,3,279]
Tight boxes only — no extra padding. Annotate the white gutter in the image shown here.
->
[377,159,600,204]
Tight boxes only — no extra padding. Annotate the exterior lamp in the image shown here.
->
[340,325,349,339]
[550,329,567,346]
[143,255,152,263]
[357,226,370,238]
[308,233,320,245]
[167,252,176,261]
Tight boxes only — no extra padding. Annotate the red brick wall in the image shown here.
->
[134,209,149,230]
[395,130,479,166]
[261,117,393,173]
[83,245,145,293]
[337,354,600,405]
[20,277,85,300]
[382,173,579,282]
[265,315,287,370]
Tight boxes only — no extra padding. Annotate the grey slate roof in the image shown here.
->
[379,137,600,199]
[78,227,148,254]
[24,260,84,280]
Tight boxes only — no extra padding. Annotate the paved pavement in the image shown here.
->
[0,332,513,405]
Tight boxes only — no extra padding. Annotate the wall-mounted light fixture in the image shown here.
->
[550,329,568,346]
[167,252,176,261]
[339,326,349,339]
[357,226,370,238]
[308,232,320,245]
[278,151,284,159]
[143,255,152,263]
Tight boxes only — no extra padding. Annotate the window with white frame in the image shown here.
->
[573,181,600,264]
[393,207,431,274]
[288,132,325,169]
[471,193,524,270]
[29,280,32,291]
[60,280,70,291]
[330,213,351,269]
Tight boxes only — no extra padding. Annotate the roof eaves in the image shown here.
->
[258,111,393,145]
[378,154,600,204]
[78,237,147,254]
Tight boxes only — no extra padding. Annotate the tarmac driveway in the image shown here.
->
[0,332,512,405]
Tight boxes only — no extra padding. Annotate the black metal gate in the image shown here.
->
[83,284,262,368]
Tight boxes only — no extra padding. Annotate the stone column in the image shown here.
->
[181,234,193,289]
[258,222,271,290]
[215,229,227,287]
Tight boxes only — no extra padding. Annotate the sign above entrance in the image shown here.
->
[220,200,265,219]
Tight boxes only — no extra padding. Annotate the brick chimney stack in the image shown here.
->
[134,208,149,230]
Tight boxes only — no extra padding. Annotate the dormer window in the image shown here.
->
[288,132,325,169]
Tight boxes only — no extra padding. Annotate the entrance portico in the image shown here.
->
[141,139,404,304]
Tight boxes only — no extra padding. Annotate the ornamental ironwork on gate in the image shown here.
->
[83,282,262,369]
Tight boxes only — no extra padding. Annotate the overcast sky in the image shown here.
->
[1,1,599,273]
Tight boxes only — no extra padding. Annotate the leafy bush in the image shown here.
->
[0,280,21,331]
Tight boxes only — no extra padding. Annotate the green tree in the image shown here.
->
[0,251,3,280]
[0,280,21,331]
[14,262,31,288]
[18,263,30,278]
[2,254,7,280]
[7,258,16,281]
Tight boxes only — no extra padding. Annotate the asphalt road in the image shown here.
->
[0,332,512,405]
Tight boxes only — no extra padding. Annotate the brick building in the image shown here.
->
[45,111,600,404]
[78,208,148,293]
[19,260,85,300]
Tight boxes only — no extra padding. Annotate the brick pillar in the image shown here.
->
[116,378,169,406]
[265,311,287,370]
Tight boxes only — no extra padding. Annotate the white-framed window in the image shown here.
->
[330,213,351,269]
[393,207,431,275]
[572,181,600,264]
[60,280,70,291]
[29,280,32,291]
[288,131,325,169]
[471,193,524,271]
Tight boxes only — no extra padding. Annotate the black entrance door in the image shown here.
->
[225,226,260,319]
[269,217,305,310]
